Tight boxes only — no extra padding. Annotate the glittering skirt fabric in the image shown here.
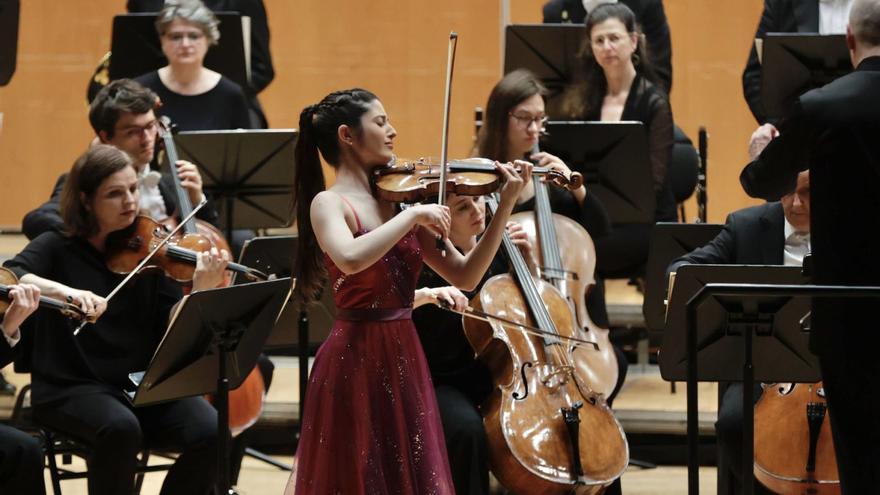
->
[289,318,454,495]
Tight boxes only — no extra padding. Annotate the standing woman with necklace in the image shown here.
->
[284,88,530,494]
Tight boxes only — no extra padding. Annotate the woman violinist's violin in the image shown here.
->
[0,267,90,322]
[373,156,584,203]
[105,215,268,283]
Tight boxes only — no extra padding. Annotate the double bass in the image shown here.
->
[463,196,628,493]
[510,147,618,398]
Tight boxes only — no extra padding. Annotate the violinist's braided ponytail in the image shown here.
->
[292,89,379,305]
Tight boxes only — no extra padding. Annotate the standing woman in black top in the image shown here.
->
[4,145,230,495]
[135,0,252,132]
[563,2,677,279]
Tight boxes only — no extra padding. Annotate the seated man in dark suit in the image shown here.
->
[667,125,810,495]
[542,0,673,93]
[22,78,218,240]
[0,281,44,495]
[742,0,854,124]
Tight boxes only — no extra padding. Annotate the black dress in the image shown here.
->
[4,231,219,495]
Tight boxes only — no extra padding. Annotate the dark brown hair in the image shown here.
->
[562,2,658,118]
[60,145,134,238]
[292,88,379,304]
[476,69,547,162]
[89,79,158,139]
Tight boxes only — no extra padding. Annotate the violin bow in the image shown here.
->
[73,199,208,336]
[433,297,599,350]
[436,31,458,257]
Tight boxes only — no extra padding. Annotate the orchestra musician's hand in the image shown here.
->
[748,123,779,160]
[2,284,41,339]
[497,160,531,209]
[175,160,206,206]
[529,151,587,204]
[507,221,539,276]
[408,204,452,243]
[65,288,108,322]
[414,286,468,312]
[192,246,230,292]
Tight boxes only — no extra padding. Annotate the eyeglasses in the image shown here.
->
[115,120,158,139]
[163,31,206,44]
[509,112,548,129]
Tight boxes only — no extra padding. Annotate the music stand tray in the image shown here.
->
[660,264,814,383]
[173,129,297,234]
[541,121,655,225]
[236,235,334,351]
[503,24,584,116]
[127,278,291,493]
[109,13,251,89]
[643,223,724,332]
[760,33,850,120]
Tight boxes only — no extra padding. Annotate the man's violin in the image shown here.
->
[373,157,584,203]
[0,267,90,322]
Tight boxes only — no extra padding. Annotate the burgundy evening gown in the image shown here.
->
[289,204,454,494]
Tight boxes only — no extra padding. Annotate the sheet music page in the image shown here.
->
[242,15,252,84]
[755,38,763,65]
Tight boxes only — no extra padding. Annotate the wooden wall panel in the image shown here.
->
[0,0,770,228]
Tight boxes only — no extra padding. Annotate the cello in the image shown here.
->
[510,145,618,398]
[158,119,266,437]
[753,381,840,494]
[463,196,628,493]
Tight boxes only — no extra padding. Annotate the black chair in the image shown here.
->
[670,125,700,222]
[10,384,173,495]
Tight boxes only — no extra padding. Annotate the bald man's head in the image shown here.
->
[851,0,880,47]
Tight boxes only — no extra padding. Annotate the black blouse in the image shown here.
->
[586,73,677,222]
[4,231,182,405]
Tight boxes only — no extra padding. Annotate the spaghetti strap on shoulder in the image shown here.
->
[335,193,364,232]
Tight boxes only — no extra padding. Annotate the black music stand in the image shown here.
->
[127,278,292,494]
[759,34,850,120]
[108,13,251,89]
[503,24,584,117]
[0,0,19,86]
[541,121,655,224]
[643,223,724,332]
[237,235,334,417]
[661,265,818,495]
[173,129,297,239]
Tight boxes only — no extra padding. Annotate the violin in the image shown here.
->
[753,381,840,494]
[0,267,89,322]
[105,215,268,283]
[373,156,584,203]
[463,196,628,494]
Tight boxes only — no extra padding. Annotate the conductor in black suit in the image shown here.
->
[741,1,880,491]
[542,0,673,94]
[668,161,810,494]
[742,0,854,124]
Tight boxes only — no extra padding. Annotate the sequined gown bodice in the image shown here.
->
[290,215,454,495]
[325,228,422,310]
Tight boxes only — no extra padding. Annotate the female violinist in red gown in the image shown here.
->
[284,88,530,494]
